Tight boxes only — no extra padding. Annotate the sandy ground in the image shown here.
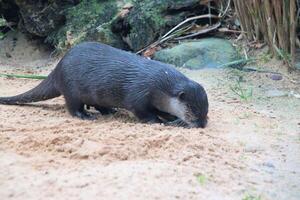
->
[0,32,300,200]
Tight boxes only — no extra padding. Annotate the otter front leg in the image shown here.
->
[133,108,162,124]
[153,109,178,122]
[85,105,116,115]
[165,119,189,128]
[94,106,117,115]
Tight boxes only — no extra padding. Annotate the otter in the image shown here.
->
[0,42,208,128]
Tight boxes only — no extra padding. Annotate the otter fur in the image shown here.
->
[0,42,208,128]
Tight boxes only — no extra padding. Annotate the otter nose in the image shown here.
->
[192,119,207,128]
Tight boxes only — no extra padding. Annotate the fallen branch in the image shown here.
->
[220,0,232,18]
[215,58,257,68]
[242,66,282,74]
[136,24,194,54]
[218,27,245,33]
[162,14,220,40]
[0,73,47,80]
[175,22,221,40]
[136,14,220,54]
[1,15,16,31]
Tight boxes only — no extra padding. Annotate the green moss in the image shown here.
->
[44,0,202,51]
[0,17,6,26]
[46,0,119,51]
[124,0,168,51]
[87,22,127,49]
[154,38,242,69]
[123,0,199,51]
[0,18,6,40]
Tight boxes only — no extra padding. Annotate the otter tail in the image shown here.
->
[0,72,61,105]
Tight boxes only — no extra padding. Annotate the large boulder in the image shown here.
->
[153,38,241,69]
[0,0,20,24]
[0,0,126,51]
[45,0,126,51]
[112,0,206,51]
[48,0,211,51]
[0,0,217,52]
[15,0,79,37]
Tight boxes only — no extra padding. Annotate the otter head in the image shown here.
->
[168,81,208,128]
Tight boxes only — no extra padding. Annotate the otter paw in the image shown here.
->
[165,119,189,128]
[75,111,97,120]
[95,107,117,115]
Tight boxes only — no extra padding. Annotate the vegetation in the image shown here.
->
[233,0,298,69]
[228,68,253,101]
[196,174,207,186]
[242,193,262,200]
[0,17,5,26]
[0,0,299,69]
[0,17,6,39]
[230,80,253,101]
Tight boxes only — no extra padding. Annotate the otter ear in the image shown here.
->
[178,91,186,100]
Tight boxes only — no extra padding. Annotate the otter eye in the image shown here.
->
[178,91,186,100]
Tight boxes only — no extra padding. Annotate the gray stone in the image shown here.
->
[265,89,288,98]
[270,74,283,81]
[112,0,204,51]
[295,62,300,70]
[153,38,241,69]
[262,162,275,169]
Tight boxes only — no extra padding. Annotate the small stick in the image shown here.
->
[289,0,296,69]
[243,48,248,59]
[136,14,220,54]
[208,1,212,25]
[218,28,245,33]
[296,37,300,48]
[136,24,193,54]
[174,22,221,40]
[220,0,232,18]
[161,14,220,40]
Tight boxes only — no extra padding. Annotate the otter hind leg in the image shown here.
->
[65,96,96,120]
[74,110,96,120]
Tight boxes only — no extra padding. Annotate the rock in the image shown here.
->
[112,0,206,51]
[265,89,288,98]
[295,62,300,70]
[0,1,19,24]
[0,18,6,27]
[288,91,300,99]
[1,0,126,50]
[5,52,11,58]
[153,38,241,69]
[45,0,123,51]
[86,22,128,50]
[262,162,275,169]
[1,0,221,52]
[295,49,300,70]
[270,74,283,81]
[15,0,78,37]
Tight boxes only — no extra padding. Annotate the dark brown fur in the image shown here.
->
[0,42,208,127]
